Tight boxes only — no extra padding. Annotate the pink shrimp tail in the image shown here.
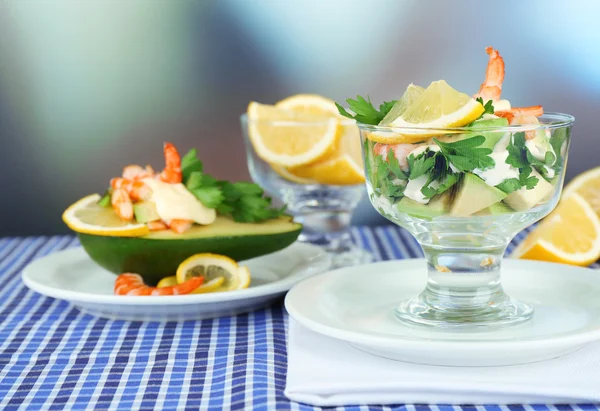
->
[159,142,182,184]
[473,46,505,101]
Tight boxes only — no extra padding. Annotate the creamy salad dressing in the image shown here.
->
[472,133,519,186]
[404,175,440,204]
[525,138,555,164]
[142,178,216,225]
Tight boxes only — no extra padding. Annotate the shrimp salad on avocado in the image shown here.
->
[99,142,287,234]
[337,47,568,219]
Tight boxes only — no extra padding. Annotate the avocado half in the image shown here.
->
[78,216,303,286]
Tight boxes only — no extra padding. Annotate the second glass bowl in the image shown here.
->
[240,114,373,268]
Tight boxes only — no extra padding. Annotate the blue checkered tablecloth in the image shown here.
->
[0,227,599,410]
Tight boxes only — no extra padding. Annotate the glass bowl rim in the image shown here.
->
[353,112,574,133]
[239,112,574,132]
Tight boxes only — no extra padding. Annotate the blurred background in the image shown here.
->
[1,0,599,236]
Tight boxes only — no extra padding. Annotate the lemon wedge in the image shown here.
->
[247,102,341,167]
[191,276,226,294]
[262,94,365,185]
[367,80,485,144]
[62,194,150,237]
[286,122,365,185]
[379,83,425,126]
[157,276,178,288]
[176,253,251,292]
[561,166,600,217]
[511,193,600,266]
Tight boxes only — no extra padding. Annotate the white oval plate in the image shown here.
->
[285,258,600,367]
[23,242,330,322]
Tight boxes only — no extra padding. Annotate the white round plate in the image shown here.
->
[285,258,600,367]
[23,242,330,322]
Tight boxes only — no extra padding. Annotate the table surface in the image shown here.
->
[0,226,599,411]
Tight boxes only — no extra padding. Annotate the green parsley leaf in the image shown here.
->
[180,149,287,222]
[370,149,406,200]
[496,165,539,194]
[386,150,407,180]
[433,136,494,172]
[475,97,495,119]
[496,178,522,194]
[421,185,438,199]
[407,152,436,180]
[189,187,224,208]
[185,171,224,209]
[519,165,539,189]
[336,96,397,125]
[181,149,203,182]
[419,154,459,199]
[505,132,528,169]
[437,172,459,194]
[544,151,556,166]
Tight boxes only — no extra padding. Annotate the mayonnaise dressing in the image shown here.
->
[472,133,519,187]
[404,175,439,204]
[142,178,216,225]
[493,99,511,112]
[525,138,555,165]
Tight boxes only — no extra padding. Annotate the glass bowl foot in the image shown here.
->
[395,292,533,329]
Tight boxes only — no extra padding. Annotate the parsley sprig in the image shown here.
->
[495,132,539,194]
[475,97,495,120]
[433,136,495,172]
[336,96,396,125]
[181,149,286,222]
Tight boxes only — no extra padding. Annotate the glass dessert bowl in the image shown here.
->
[340,47,574,329]
[240,95,373,268]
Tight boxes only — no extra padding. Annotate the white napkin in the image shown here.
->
[285,319,600,406]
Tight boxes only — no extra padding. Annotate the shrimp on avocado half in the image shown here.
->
[107,142,197,234]
[62,141,302,286]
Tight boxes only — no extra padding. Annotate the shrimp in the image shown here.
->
[114,273,204,296]
[508,115,540,140]
[373,143,415,171]
[159,142,182,184]
[495,105,544,122]
[123,165,154,181]
[167,219,193,234]
[110,177,153,202]
[111,188,133,220]
[473,46,505,102]
[147,221,168,231]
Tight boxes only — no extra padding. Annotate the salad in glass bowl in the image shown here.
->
[337,47,574,328]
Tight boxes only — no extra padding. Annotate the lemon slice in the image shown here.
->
[379,83,425,125]
[286,123,365,185]
[190,276,226,294]
[561,166,600,216]
[270,164,319,185]
[247,102,341,167]
[62,194,150,237]
[367,80,485,144]
[275,94,342,117]
[176,253,251,291]
[511,193,600,266]
[157,276,178,288]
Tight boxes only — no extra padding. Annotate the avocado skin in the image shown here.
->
[78,220,302,286]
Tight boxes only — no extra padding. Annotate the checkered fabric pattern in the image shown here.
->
[0,228,598,410]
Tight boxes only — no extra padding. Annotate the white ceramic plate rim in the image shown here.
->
[285,258,600,349]
[23,243,330,306]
